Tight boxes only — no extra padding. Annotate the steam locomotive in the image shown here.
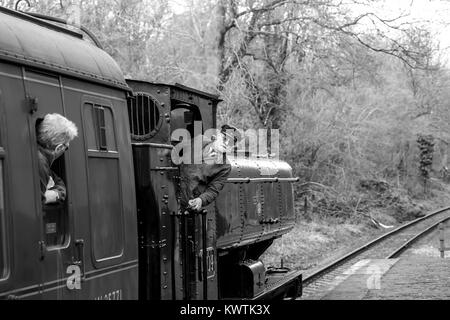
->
[0,6,302,300]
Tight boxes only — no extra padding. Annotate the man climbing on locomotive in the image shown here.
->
[36,113,78,205]
[180,124,241,212]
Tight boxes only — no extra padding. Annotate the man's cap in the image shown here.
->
[220,124,242,143]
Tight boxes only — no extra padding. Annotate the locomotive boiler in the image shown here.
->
[0,5,302,300]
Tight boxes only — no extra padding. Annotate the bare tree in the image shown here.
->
[214,0,432,128]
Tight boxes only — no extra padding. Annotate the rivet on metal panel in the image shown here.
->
[163,257,168,262]
[160,171,164,175]
[157,90,161,94]
[161,103,165,108]
[163,286,168,289]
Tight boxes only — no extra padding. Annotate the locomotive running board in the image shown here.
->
[252,269,303,300]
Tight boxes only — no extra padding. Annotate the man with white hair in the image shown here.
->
[36,113,78,205]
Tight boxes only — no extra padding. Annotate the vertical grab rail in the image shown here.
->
[199,209,208,300]
[439,223,450,258]
[171,213,177,300]
[181,211,189,300]
[181,209,209,300]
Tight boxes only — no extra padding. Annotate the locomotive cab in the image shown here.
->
[126,80,221,300]
[126,80,302,300]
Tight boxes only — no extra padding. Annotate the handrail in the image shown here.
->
[23,12,104,49]
[227,177,300,183]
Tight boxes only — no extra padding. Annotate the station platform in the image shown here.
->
[315,246,450,300]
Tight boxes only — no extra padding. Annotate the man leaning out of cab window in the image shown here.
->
[181,124,242,212]
[36,113,78,205]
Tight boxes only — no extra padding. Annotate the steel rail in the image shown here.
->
[302,206,450,285]
[386,216,450,259]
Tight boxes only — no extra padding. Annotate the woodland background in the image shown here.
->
[4,0,450,226]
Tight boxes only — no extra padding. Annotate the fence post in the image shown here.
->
[440,223,445,259]
[304,196,308,217]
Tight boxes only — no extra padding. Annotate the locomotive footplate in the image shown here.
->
[252,268,302,300]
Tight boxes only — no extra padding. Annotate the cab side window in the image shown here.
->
[25,69,70,250]
[42,154,68,248]
[170,105,202,139]
[170,106,202,163]
[36,118,69,249]
[84,104,117,152]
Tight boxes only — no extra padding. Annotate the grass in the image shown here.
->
[261,217,381,271]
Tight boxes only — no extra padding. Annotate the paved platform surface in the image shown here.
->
[320,259,398,300]
[316,231,450,299]
[363,257,450,299]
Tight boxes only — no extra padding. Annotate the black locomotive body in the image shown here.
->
[128,81,302,300]
[0,6,302,300]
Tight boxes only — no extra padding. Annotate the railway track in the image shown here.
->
[300,206,450,300]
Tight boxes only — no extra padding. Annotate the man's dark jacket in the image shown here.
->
[179,140,231,210]
[38,145,66,204]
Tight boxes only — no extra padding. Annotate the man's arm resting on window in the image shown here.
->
[49,171,67,203]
